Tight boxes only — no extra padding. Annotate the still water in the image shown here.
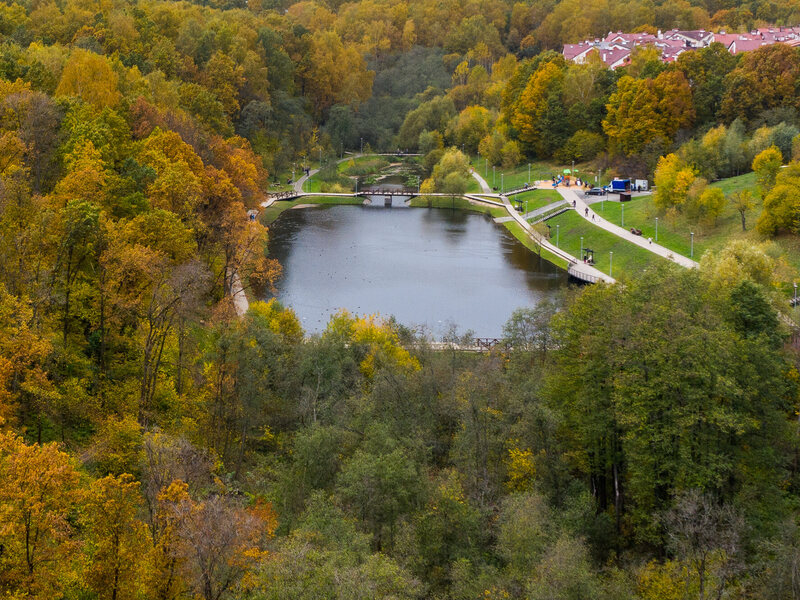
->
[266,202,568,337]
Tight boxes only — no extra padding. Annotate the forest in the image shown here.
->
[3,0,800,597]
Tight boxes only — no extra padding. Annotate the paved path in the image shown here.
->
[557,188,698,268]
[495,193,614,283]
[294,167,318,193]
[471,170,493,194]
[230,270,249,316]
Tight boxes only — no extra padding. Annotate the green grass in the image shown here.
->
[509,189,563,212]
[337,155,385,173]
[709,171,757,196]
[261,196,364,225]
[591,189,760,261]
[545,210,666,277]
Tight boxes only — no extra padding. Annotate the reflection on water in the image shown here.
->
[266,204,567,337]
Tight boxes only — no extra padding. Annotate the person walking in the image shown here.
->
[585,207,588,217]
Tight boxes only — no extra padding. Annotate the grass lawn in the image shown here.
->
[709,171,757,195]
[591,191,761,261]
[261,196,364,225]
[545,210,667,277]
[509,189,563,212]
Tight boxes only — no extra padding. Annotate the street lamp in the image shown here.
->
[609,251,613,277]
[655,217,659,242]
[501,173,504,194]
[556,224,560,247]
[528,163,531,183]
[690,232,694,258]
[580,236,583,258]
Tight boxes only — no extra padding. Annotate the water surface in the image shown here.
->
[266,204,567,337]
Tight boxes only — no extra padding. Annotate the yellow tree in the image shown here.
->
[653,154,697,212]
[303,30,374,117]
[752,145,783,200]
[56,49,121,108]
[82,474,151,600]
[511,61,564,150]
[0,431,81,597]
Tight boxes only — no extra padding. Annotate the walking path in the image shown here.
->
[497,193,614,283]
[556,188,698,268]
[470,171,612,282]
[470,169,493,194]
[230,270,249,316]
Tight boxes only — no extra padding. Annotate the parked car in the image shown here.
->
[586,187,606,196]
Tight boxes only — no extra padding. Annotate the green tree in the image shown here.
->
[752,145,782,200]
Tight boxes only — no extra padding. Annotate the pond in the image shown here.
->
[265,203,568,337]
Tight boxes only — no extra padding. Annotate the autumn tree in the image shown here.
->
[82,474,150,600]
[752,145,782,200]
[653,154,697,212]
[302,31,374,118]
[0,432,81,597]
[730,189,754,231]
[603,71,694,156]
[55,49,121,108]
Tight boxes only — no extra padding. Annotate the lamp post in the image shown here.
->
[609,251,613,277]
[690,232,694,258]
[621,203,624,227]
[580,236,583,259]
[528,163,531,184]
[501,173,504,194]
[493,166,496,188]
[655,217,659,242]
[556,224,560,247]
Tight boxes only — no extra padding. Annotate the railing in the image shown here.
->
[505,185,537,196]
[269,190,301,200]
[359,188,418,196]
[567,264,601,283]
[529,206,571,225]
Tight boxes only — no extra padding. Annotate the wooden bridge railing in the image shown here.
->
[359,188,418,196]
[269,190,301,200]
